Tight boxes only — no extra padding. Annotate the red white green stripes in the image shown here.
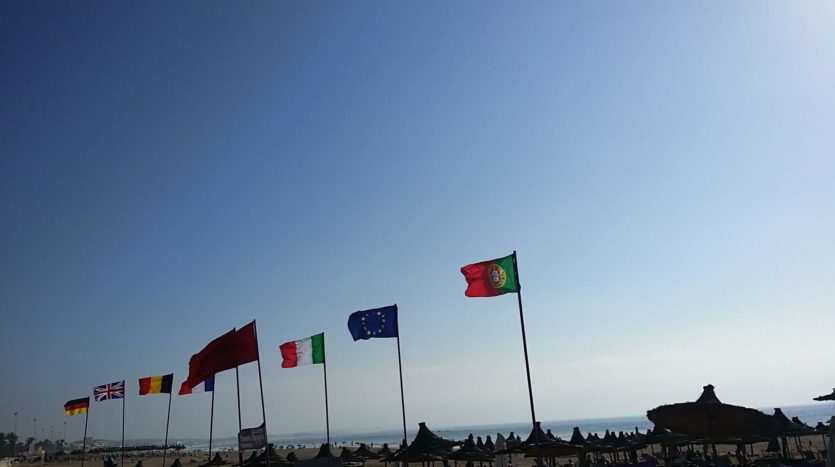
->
[280,333,325,367]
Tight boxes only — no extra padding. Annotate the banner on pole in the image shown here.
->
[238,424,267,450]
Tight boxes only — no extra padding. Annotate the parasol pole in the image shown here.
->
[511,251,543,466]
[162,386,173,467]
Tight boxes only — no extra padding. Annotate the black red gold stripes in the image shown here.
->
[64,397,89,416]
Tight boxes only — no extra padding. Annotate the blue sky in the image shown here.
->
[1,1,834,443]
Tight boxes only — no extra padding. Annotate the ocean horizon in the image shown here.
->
[91,403,835,450]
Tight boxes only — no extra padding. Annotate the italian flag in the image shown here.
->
[280,333,325,367]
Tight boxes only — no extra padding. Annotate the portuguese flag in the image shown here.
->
[460,253,520,297]
[64,397,90,416]
[138,373,174,395]
[280,333,325,367]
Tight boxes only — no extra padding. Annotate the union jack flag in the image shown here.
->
[93,380,125,401]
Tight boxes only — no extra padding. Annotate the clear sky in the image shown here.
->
[2,1,834,444]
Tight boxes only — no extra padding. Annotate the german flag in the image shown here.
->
[65,397,89,416]
[138,373,174,395]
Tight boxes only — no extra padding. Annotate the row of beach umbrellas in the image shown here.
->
[220,384,835,467]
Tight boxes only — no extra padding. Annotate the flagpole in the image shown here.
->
[121,390,126,467]
[81,407,89,467]
[162,388,172,467]
[235,366,244,467]
[252,320,271,467]
[208,388,215,462]
[511,250,542,466]
[394,307,407,448]
[322,333,331,447]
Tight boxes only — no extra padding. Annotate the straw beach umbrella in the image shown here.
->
[445,435,492,464]
[647,385,771,458]
[387,422,458,464]
[354,444,380,460]
[814,390,835,402]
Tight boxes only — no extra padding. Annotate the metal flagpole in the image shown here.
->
[394,308,407,449]
[121,390,126,467]
[252,320,271,467]
[322,333,331,447]
[511,251,542,466]
[162,389,173,467]
[81,407,89,467]
[235,367,244,467]
[208,388,215,462]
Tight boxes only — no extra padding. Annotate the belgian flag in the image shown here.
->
[65,397,89,416]
[138,373,174,395]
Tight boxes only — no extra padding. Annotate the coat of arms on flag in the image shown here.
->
[94,380,125,401]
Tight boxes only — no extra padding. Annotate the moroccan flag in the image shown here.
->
[179,322,260,394]
[280,333,325,367]
[460,253,519,297]
[64,397,89,416]
[138,374,173,395]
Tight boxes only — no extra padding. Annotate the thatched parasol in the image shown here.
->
[814,389,835,402]
[353,444,380,460]
[315,444,338,459]
[569,428,588,447]
[386,422,458,463]
[169,459,183,467]
[483,436,495,453]
[199,453,231,467]
[340,448,365,463]
[377,444,393,457]
[647,384,771,439]
[496,423,580,458]
[445,435,492,462]
[244,452,259,465]
[246,445,291,467]
[767,408,814,437]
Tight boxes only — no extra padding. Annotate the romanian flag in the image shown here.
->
[64,397,89,416]
[138,374,174,395]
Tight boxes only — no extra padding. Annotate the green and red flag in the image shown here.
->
[460,253,519,297]
[280,333,325,367]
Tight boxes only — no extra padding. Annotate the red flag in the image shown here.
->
[179,322,260,393]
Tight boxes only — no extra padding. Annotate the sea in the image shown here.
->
[169,403,835,452]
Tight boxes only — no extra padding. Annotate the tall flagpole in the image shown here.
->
[252,320,271,467]
[322,333,331,447]
[512,251,542,466]
[235,367,243,467]
[394,306,407,448]
[162,389,173,467]
[208,388,215,462]
[81,407,89,467]
[121,390,126,467]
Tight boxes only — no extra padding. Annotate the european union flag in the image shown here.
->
[347,304,398,341]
